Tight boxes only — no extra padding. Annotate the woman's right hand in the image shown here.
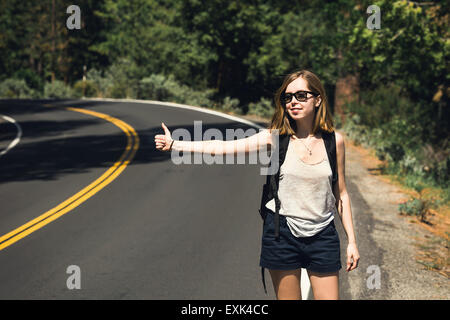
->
[154,122,174,152]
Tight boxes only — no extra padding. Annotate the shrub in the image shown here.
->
[44,80,74,98]
[105,58,140,98]
[247,97,274,118]
[73,80,99,97]
[138,74,215,107]
[220,96,241,114]
[12,69,44,93]
[342,88,449,206]
[399,198,427,221]
[138,74,175,101]
[180,87,216,108]
[0,78,37,98]
[398,182,439,223]
[86,68,112,97]
[84,59,140,99]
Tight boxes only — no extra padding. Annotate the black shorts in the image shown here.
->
[260,211,342,273]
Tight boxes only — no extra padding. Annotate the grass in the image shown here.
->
[415,234,449,278]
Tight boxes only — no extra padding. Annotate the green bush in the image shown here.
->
[398,181,439,222]
[247,97,274,118]
[399,198,427,220]
[44,80,75,98]
[342,113,372,147]
[109,84,128,99]
[105,58,140,99]
[73,80,99,97]
[138,73,215,107]
[0,78,37,98]
[84,59,140,99]
[12,69,44,93]
[342,85,449,204]
[181,87,216,108]
[220,96,241,114]
[86,68,112,97]
[138,74,175,101]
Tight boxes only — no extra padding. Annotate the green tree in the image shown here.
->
[179,0,280,104]
[348,0,449,143]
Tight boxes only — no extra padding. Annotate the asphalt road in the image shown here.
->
[0,99,357,299]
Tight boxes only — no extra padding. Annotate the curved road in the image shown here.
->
[0,99,292,299]
[2,99,444,300]
[6,99,417,299]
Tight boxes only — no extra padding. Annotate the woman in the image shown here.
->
[154,70,360,300]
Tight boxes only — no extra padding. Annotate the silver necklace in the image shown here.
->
[294,134,316,156]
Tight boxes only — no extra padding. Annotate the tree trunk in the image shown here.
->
[51,0,56,83]
[334,74,360,125]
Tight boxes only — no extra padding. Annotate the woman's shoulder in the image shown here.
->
[321,129,343,142]
[257,128,274,146]
[322,129,344,152]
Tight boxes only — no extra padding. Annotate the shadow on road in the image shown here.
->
[0,99,270,184]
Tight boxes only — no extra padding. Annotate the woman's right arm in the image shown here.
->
[154,123,273,155]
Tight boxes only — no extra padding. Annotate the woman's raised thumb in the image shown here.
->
[161,122,170,135]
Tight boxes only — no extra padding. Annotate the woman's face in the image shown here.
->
[284,77,321,120]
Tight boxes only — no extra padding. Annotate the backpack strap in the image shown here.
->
[323,130,338,189]
[260,133,290,295]
[271,133,290,241]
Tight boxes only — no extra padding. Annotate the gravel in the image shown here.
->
[337,133,449,300]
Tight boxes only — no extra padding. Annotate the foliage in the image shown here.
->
[342,86,449,200]
[398,197,430,222]
[73,80,99,97]
[0,79,37,98]
[86,68,112,97]
[247,98,274,118]
[348,0,448,102]
[12,69,44,93]
[220,97,241,114]
[104,58,140,99]
[398,182,440,223]
[138,74,178,101]
[1,0,448,194]
[138,73,215,107]
[44,80,75,98]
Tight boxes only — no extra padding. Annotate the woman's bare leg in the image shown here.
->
[307,270,339,300]
[268,269,302,300]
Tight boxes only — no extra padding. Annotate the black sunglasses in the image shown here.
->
[282,90,319,104]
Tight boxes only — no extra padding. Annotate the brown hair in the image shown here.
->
[268,70,334,135]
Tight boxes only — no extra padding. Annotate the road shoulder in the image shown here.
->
[343,132,449,299]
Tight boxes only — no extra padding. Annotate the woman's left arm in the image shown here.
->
[333,131,360,272]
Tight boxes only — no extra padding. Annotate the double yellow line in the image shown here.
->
[0,106,140,251]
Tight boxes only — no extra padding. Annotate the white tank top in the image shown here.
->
[265,137,336,237]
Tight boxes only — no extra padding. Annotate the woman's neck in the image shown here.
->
[295,124,314,139]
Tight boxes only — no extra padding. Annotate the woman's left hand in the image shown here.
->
[346,243,360,272]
